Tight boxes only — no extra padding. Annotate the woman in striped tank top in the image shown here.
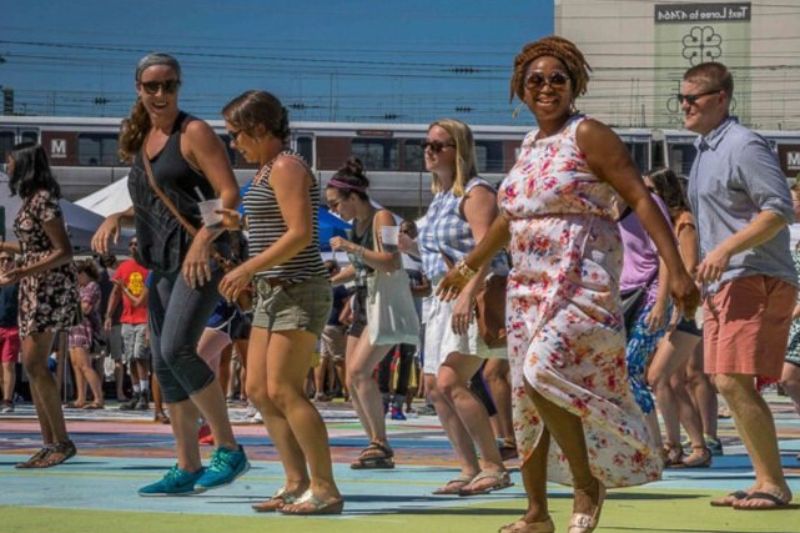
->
[326,158,405,469]
[217,91,342,515]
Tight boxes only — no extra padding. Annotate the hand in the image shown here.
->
[218,264,254,303]
[329,236,352,252]
[644,299,668,332]
[450,290,474,336]
[696,245,732,284]
[0,268,23,286]
[91,213,122,255]
[669,270,701,322]
[181,236,212,289]
[436,267,471,302]
[103,316,113,332]
[398,233,415,254]
[215,207,242,231]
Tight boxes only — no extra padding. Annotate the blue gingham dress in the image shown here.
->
[418,177,508,283]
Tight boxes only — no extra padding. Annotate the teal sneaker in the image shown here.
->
[196,445,250,490]
[138,465,206,496]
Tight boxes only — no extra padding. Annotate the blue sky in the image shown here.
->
[0,0,553,124]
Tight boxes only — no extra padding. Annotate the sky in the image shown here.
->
[0,0,554,125]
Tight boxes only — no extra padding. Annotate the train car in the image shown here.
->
[0,116,654,218]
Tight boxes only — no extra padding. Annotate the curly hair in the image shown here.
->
[510,35,592,102]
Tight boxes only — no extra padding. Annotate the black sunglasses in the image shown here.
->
[422,140,456,153]
[525,71,570,91]
[676,89,720,105]
[141,79,181,95]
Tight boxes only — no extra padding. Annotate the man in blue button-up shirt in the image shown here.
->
[683,61,795,510]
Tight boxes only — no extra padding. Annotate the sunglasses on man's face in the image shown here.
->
[422,140,456,153]
[676,89,720,106]
[524,71,570,91]
[140,79,181,95]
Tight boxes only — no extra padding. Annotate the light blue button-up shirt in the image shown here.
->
[687,117,797,293]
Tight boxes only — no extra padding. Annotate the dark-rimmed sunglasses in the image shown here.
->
[676,89,720,106]
[140,79,181,95]
[422,140,456,153]
[524,71,570,91]
[227,129,243,143]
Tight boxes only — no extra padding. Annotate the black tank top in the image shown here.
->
[128,111,216,273]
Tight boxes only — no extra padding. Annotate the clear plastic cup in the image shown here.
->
[198,198,223,229]
[381,226,399,253]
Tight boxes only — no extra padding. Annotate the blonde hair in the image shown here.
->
[428,118,478,197]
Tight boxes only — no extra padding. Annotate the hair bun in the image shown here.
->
[345,156,364,177]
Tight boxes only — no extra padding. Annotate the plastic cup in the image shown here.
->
[198,198,223,229]
[381,226,399,253]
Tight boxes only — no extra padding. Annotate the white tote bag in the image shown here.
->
[366,269,421,346]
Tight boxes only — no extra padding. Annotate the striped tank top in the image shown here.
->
[243,150,327,282]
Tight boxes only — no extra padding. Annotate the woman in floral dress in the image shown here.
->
[438,37,699,533]
[0,142,80,468]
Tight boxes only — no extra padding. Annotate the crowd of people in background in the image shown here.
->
[2,34,799,530]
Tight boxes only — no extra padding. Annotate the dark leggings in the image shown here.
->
[378,344,415,396]
[149,268,223,403]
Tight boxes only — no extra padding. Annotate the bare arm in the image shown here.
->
[91,206,135,255]
[104,283,122,331]
[577,118,699,315]
[17,217,73,277]
[218,157,313,301]
[696,211,787,284]
[331,264,356,286]
[362,210,401,272]
[0,241,22,254]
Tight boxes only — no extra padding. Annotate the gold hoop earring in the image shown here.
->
[512,102,526,119]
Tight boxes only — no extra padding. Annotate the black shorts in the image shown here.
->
[347,287,368,339]
[229,311,252,340]
[675,317,702,337]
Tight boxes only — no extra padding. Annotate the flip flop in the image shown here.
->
[252,486,302,513]
[732,491,790,511]
[278,489,344,515]
[710,490,749,507]
[458,470,513,496]
[433,474,475,495]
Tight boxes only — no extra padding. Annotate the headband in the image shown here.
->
[328,178,367,194]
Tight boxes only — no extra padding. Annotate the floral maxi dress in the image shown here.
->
[14,189,80,338]
[498,115,662,487]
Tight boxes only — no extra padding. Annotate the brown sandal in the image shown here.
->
[15,446,53,469]
[673,446,712,468]
[662,443,684,468]
[30,440,77,468]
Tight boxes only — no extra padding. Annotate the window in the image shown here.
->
[0,131,14,164]
[475,141,503,173]
[626,142,650,173]
[668,143,696,177]
[351,139,398,171]
[78,134,120,166]
[402,139,424,172]
[21,130,37,144]
[296,136,313,166]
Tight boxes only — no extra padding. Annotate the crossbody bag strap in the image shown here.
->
[140,146,198,238]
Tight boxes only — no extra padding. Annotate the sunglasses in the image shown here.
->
[140,79,181,95]
[676,89,720,105]
[228,129,243,143]
[524,71,570,91]
[422,140,456,153]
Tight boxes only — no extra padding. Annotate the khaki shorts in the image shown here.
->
[252,277,332,337]
[703,275,796,380]
[320,324,347,361]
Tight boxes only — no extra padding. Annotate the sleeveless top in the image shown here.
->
[418,177,509,281]
[128,111,216,273]
[346,215,376,289]
[243,149,327,282]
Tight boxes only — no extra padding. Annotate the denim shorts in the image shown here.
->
[252,276,332,337]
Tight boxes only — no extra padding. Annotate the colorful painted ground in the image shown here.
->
[1,395,798,533]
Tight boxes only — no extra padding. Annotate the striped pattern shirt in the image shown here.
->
[243,150,327,282]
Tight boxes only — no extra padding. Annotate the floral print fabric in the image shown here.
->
[13,189,80,338]
[498,115,662,488]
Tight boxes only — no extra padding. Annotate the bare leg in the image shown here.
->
[114,361,127,400]
[345,333,393,445]
[1,361,15,403]
[218,344,233,398]
[438,353,505,480]
[22,332,69,445]
[263,329,340,503]
[166,398,203,471]
[686,342,718,439]
[483,358,515,446]
[715,373,792,507]
[524,379,601,517]
[246,327,309,494]
[72,347,104,406]
[427,372,480,477]
[68,350,87,406]
[779,362,800,416]
[517,429,551,524]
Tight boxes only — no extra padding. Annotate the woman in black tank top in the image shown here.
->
[92,53,249,496]
[217,90,342,515]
